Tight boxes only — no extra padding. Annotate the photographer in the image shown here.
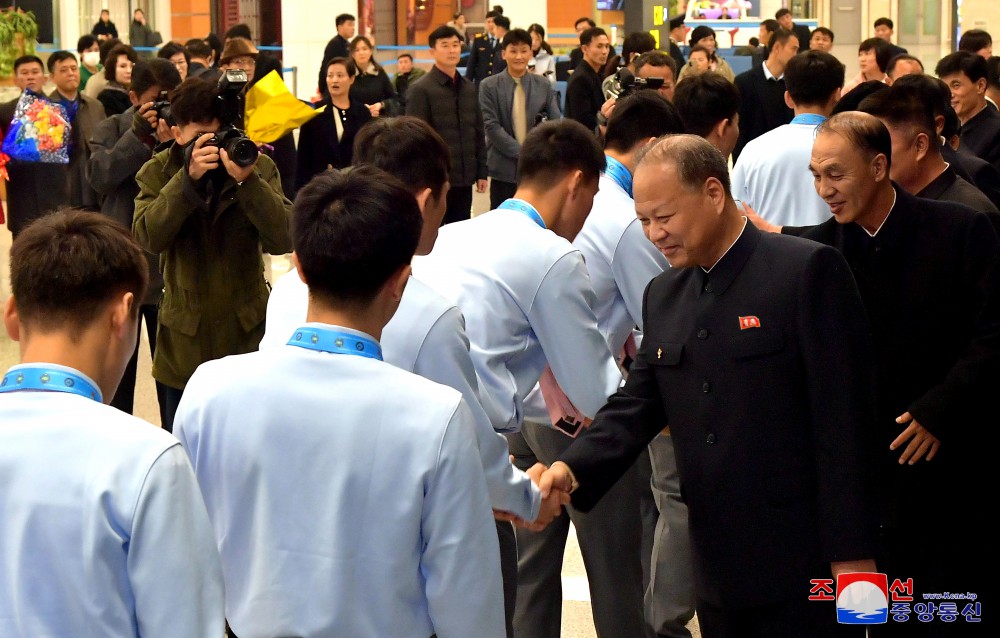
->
[133,75,292,430]
[88,58,182,419]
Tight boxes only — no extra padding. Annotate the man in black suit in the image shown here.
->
[733,28,798,161]
[937,51,1000,170]
[541,135,879,637]
[317,13,355,95]
[776,8,811,50]
[466,12,508,85]
[873,17,908,60]
[565,27,610,131]
[667,15,686,72]
[766,113,997,629]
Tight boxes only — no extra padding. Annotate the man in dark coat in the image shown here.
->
[732,28,798,161]
[937,51,1000,171]
[565,27,610,131]
[466,13,508,85]
[667,15,687,72]
[317,13,355,96]
[542,135,879,637]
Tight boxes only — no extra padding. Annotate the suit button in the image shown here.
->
[704,282,713,293]
[702,381,711,393]
[706,433,717,445]
[697,328,709,340]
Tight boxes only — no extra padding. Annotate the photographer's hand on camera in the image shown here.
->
[132,103,174,147]
[220,148,256,183]
[188,133,221,181]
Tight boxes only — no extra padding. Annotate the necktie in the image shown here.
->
[512,76,527,144]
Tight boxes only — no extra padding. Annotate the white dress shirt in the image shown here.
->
[413,206,623,431]
[175,338,505,638]
[262,271,541,521]
[730,119,832,228]
[0,364,224,638]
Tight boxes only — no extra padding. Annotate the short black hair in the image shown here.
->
[11,210,148,334]
[336,13,355,27]
[942,104,962,139]
[886,54,923,77]
[168,76,221,126]
[749,37,760,47]
[936,50,989,83]
[99,37,123,62]
[673,72,741,138]
[785,50,844,106]
[501,28,532,50]
[576,17,597,29]
[517,120,605,186]
[206,33,224,66]
[621,32,656,65]
[634,50,676,76]
[580,27,608,47]
[494,15,511,31]
[131,58,183,97]
[831,80,889,115]
[486,10,499,20]
[353,116,450,199]
[891,73,955,128]
[292,166,422,307]
[429,25,462,48]
[324,56,357,78]
[988,56,1000,90]
[768,28,798,53]
[397,53,413,61]
[775,8,792,19]
[103,44,138,82]
[819,112,893,171]
[158,41,190,65]
[760,19,779,34]
[77,34,98,54]
[605,92,685,153]
[859,86,939,150]
[959,29,993,54]
[874,17,894,30]
[811,26,835,42]
[14,55,43,73]
[46,51,77,73]
[859,37,893,72]
[185,38,213,59]
[224,23,252,41]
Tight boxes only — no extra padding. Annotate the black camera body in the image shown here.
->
[204,69,258,168]
[615,68,665,99]
[152,90,173,126]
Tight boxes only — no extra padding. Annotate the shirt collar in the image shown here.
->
[700,218,758,296]
[863,187,897,238]
[762,61,783,81]
[915,163,956,201]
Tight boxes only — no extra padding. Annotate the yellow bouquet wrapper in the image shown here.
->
[244,70,325,144]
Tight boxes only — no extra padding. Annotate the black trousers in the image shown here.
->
[160,384,184,434]
[444,185,474,225]
[489,179,518,210]
[111,303,167,424]
[697,594,865,638]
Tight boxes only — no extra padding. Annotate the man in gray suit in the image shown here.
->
[480,29,562,208]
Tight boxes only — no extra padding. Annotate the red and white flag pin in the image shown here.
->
[739,315,761,330]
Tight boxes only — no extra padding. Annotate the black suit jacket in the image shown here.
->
[318,35,350,94]
[793,23,812,49]
[788,188,999,539]
[560,222,879,608]
[669,41,686,72]
[950,144,1000,210]
[733,63,793,161]
[564,61,604,131]
[294,100,372,188]
[960,105,1000,170]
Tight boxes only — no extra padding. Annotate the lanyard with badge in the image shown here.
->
[604,155,633,197]
[287,326,383,360]
[498,198,546,229]
[0,366,103,402]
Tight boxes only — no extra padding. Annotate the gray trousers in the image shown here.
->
[507,421,647,638]
[646,435,696,638]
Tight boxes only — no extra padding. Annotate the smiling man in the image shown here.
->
[541,134,879,638]
[936,50,1000,170]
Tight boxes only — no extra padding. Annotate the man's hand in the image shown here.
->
[138,101,159,131]
[890,412,940,464]
[831,559,877,579]
[740,201,782,233]
[539,462,575,498]
[476,179,488,193]
[188,133,220,180]
[220,148,256,183]
[154,118,172,143]
[367,102,383,117]
[600,97,616,120]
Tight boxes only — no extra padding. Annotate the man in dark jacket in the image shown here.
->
[937,51,1000,171]
[732,29,797,161]
[565,27,610,131]
[87,58,181,420]
[466,12,508,85]
[318,13,355,97]
[407,25,486,224]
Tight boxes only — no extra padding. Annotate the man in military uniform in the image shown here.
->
[467,12,509,85]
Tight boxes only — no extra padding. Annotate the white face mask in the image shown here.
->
[83,51,101,67]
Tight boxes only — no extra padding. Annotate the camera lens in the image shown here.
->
[225,136,259,167]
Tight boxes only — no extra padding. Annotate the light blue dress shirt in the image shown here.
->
[262,271,542,521]
[0,363,225,638]
[175,338,505,638]
[413,207,624,431]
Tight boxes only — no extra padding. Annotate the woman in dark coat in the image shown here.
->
[348,36,397,117]
[97,44,138,116]
[296,57,373,189]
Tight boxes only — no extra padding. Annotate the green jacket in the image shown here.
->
[133,143,292,389]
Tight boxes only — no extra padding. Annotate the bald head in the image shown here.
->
[637,134,732,195]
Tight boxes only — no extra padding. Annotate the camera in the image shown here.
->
[204,69,258,168]
[612,68,664,99]
[151,90,173,126]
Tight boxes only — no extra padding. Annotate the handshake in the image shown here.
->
[493,461,579,532]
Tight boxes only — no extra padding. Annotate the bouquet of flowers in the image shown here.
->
[1,90,72,167]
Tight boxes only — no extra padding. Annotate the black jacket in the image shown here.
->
[565,61,604,131]
[91,20,118,39]
[465,33,504,84]
[733,62,793,161]
[405,66,486,187]
[915,164,1000,232]
[318,35,350,94]
[560,222,879,609]
[944,143,1000,210]
[959,104,1000,170]
[350,67,397,114]
[295,99,372,189]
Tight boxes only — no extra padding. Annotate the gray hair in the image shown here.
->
[636,134,731,194]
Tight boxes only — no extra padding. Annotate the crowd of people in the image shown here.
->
[0,5,996,638]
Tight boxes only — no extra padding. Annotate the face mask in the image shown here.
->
[83,51,101,67]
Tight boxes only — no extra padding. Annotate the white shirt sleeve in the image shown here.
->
[127,444,226,638]
[414,308,541,522]
[527,251,624,418]
[610,219,668,333]
[421,400,506,638]
[731,154,752,207]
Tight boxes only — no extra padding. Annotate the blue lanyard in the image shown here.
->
[498,198,546,229]
[604,155,633,197]
[0,366,102,402]
[791,113,826,126]
[287,326,383,361]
